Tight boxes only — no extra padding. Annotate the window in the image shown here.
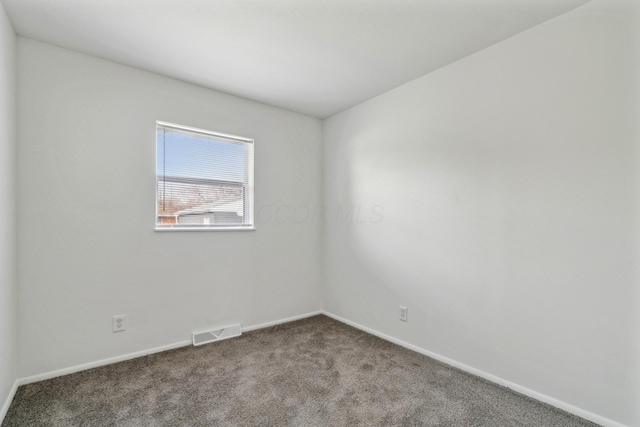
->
[155,121,254,230]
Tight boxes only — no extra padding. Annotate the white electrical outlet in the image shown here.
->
[399,306,408,322]
[112,315,126,332]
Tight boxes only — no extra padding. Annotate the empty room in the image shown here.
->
[0,0,639,426]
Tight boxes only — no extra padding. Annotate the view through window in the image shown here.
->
[155,122,254,230]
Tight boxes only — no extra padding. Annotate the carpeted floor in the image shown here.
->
[3,315,598,426]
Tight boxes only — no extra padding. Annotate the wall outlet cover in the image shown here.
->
[399,306,408,322]
[112,315,126,332]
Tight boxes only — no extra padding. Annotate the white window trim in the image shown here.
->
[155,121,255,232]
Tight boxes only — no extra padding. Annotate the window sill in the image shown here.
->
[155,226,256,232]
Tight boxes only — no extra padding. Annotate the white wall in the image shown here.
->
[0,0,17,419]
[11,2,640,425]
[323,1,639,426]
[17,38,323,378]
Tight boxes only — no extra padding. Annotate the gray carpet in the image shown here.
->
[3,315,598,426]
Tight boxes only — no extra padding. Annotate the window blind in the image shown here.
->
[156,122,254,229]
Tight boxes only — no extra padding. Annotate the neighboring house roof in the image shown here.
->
[175,196,244,217]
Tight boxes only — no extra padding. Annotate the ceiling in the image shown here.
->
[2,0,590,118]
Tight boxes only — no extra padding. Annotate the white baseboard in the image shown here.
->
[17,310,323,387]
[0,379,19,424]
[243,310,322,332]
[321,311,627,427]
[14,310,620,427]
[18,339,192,386]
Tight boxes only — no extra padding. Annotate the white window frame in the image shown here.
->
[155,121,255,231]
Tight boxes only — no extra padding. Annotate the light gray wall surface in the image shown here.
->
[0,1,17,418]
[323,1,639,425]
[9,2,640,426]
[17,38,323,378]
